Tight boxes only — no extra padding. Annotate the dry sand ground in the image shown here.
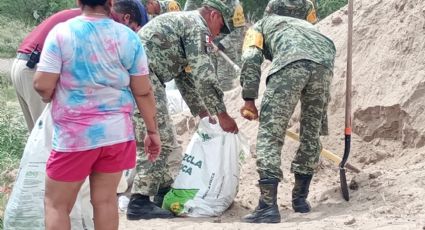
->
[120,0,425,229]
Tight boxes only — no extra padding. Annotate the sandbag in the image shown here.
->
[163,118,248,217]
[165,80,189,115]
[3,104,93,230]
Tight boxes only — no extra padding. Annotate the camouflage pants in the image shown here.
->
[256,60,333,180]
[131,72,183,196]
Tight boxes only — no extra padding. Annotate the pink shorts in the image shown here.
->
[46,140,136,182]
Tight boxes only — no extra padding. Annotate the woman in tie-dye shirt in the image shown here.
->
[33,0,161,229]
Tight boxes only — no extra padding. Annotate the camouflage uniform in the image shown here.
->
[185,0,246,91]
[183,0,203,11]
[240,15,335,179]
[131,10,229,196]
[264,0,318,24]
[156,0,181,15]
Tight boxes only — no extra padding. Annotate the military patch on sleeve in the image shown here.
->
[168,1,180,11]
[306,8,318,24]
[242,28,263,51]
[233,4,245,27]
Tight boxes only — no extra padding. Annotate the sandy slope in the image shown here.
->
[120,0,425,229]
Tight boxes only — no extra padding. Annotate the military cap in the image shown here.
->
[264,0,311,19]
[202,0,233,34]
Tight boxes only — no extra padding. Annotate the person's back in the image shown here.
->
[253,15,335,76]
[264,0,318,24]
[40,15,145,150]
[139,11,209,82]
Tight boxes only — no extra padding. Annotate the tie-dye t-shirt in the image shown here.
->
[37,16,149,152]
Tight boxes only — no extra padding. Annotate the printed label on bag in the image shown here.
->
[180,153,203,175]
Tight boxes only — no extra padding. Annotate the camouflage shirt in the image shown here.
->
[240,15,336,99]
[265,0,318,24]
[138,11,226,115]
[158,0,181,15]
[184,0,240,12]
[183,0,203,11]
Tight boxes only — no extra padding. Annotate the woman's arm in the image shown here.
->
[33,71,60,103]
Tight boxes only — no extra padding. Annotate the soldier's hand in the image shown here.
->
[217,112,239,134]
[199,110,217,124]
[240,101,258,121]
[144,132,162,162]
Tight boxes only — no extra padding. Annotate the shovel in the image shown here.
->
[340,0,354,201]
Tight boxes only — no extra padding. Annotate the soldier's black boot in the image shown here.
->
[292,173,313,213]
[153,186,171,207]
[241,178,281,223]
[126,193,174,220]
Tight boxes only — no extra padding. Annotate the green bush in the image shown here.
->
[0,0,75,25]
[0,81,27,178]
[0,15,33,58]
[317,0,348,19]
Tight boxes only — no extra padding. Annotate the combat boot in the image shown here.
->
[153,186,171,207]
[241,178,281,223]
[292,173,313,213]
[126,193,174,220]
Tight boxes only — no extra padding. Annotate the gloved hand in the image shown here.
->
[240,100,258,121]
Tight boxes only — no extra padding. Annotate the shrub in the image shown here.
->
[0,15,33,58]
[0,0,75,25]
[318,0,348,19]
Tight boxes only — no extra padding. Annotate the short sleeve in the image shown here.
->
[127,33,149,77]
[36,24,63,74]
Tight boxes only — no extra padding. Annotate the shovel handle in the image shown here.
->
[286,130,360,173]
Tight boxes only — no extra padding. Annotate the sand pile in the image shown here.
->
[120,0,425,228]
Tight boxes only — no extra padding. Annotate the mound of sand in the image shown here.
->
[120,0,425,228]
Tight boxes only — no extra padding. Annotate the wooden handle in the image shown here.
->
[286,130,360,173]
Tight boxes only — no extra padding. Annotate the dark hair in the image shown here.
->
[80,0,108,7]
[113,0,142,26]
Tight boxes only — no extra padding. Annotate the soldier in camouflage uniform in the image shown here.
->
[185,0,246,91]
[239,5,336,223]
[265,0,318,24]
[127,0,240,220]
[141,0,181,17]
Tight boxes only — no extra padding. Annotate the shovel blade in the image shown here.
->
[340,167,350,201]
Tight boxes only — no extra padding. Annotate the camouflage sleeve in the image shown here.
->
[240,46,264,100]
[183,0,203,11]
[174,72,208,116]
[184,33,226,115]
[217,27,244,50]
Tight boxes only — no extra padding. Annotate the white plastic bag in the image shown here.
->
[3,104,93,230]
[163,118,248,217]
[165,80,189,115]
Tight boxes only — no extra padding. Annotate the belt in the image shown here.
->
[16,52,31,61]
